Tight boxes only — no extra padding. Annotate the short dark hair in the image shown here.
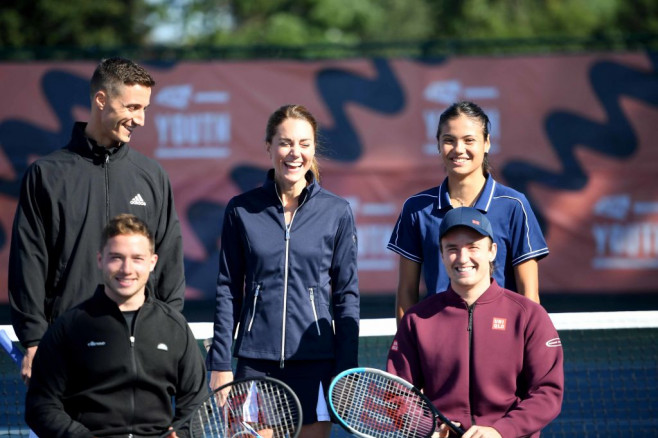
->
[436,101,493,176]
[100,214,155,253]
[90,57,155,99]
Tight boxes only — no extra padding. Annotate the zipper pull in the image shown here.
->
[247,284,261,332]
[130,336,135,347]
[309,288,321,336]
[285,224,291,240]
[467,305,475,332]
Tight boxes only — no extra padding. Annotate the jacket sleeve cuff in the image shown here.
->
[205,357,233,372]
[22,340,40,348]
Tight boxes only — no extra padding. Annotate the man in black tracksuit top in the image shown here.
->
[25,214,207,438]
[8,57,185,384]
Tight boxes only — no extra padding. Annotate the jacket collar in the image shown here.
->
[90,284,154,312]
[263,168,319,203]
[67,122,129,164]
[445,279,504,306]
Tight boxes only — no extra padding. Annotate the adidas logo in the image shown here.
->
[130,194,146,206]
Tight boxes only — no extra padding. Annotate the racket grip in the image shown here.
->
[435,411,465,436]
[0,329,24,366]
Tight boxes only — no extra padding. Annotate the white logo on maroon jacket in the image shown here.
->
[492,317,507,330]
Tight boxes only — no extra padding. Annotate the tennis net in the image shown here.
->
[1,310,657,437]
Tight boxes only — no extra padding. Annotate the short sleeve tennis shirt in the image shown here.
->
[387,176,548,295]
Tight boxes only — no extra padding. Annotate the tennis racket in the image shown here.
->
[328,367,464,438]
[167,376,302,438]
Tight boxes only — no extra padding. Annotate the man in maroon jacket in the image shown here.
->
[387,207,563,438]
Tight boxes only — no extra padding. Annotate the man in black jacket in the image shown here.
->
[26,214,207,437]
[9,57,185,384]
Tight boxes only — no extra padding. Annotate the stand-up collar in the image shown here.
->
[68,122,129,163]
[263,168,319,203]
[90,284,154,312]
[445,279,504,306]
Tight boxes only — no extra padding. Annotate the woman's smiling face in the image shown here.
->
[438,113,490,179]
[267,117,316,192]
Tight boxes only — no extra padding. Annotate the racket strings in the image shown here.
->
[330,371,435,438]
[189,380,301,438]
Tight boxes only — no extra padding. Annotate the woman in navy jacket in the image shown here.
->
[206,104,360,438]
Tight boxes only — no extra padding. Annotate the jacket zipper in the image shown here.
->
[104,154,110,223]
[276,185,307,369]
[247,284,261,332]
[467,304,476,427]
[281,223,291,368]
[128,314,137,436]
[309,287,321,336]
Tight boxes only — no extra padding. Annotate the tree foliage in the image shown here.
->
[0,0,154,49]
[0,0,656,57]
[150,0,657,49]
[158,0,434,46]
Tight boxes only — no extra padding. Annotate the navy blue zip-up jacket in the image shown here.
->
[207,170,360,375]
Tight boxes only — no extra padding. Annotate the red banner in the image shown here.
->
[1,53,657,300]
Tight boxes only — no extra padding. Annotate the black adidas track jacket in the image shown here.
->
[9,122,185,347]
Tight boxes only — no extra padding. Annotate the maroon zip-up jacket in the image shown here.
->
[387,280,563,437]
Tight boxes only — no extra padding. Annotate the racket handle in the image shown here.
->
[435,411,465,436]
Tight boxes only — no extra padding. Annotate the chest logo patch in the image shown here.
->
[87,341,106,347]
[492,317,507,331]
[391,340,399,351]
[130,193,147,206]
[157,343,169,351]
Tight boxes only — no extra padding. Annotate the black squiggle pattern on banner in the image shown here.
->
[316,58,405,161]
[184,165,267,298]
[0,70,89,248]
[0,71,88,198]
[183,200,225,298]
[502,52,658,234]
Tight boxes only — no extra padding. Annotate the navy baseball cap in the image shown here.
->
[439,207,494,241]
